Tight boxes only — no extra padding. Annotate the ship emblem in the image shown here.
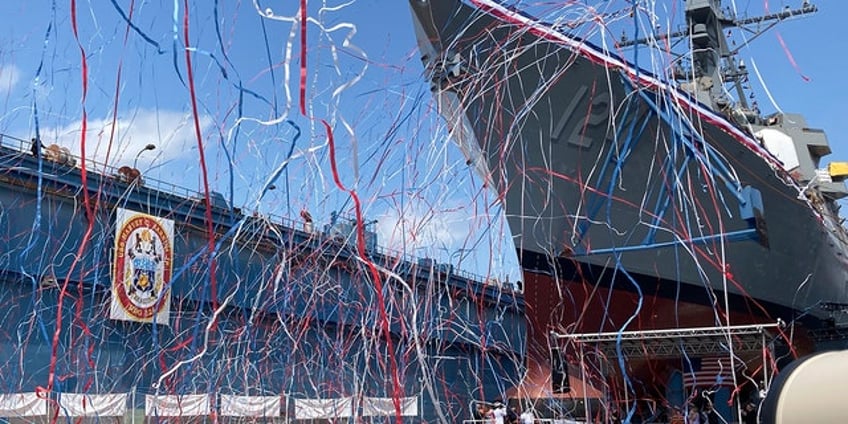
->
[113,213,173,321]
[128,229,162,300]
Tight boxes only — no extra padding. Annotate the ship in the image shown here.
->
[409,0,848,420]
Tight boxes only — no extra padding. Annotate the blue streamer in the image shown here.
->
[108,0,166,54]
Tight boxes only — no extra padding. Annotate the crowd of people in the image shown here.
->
[474,398,759,423]
[474,401,535,424]
[682,402,720,424]
[670,399,758,424]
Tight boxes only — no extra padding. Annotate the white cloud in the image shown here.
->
[39,108,213,170]
[373,202,523,288]
[0,65,21,94]
[375,205,469,255]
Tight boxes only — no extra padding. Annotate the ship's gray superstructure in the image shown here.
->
[410,0,848,328]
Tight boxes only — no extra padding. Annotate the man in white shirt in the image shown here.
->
[520,409,534,424]
[492,402,508,424]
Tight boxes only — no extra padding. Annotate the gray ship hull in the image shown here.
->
[410,0,848,327]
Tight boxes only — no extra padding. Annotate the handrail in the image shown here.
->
[0,134,510,292]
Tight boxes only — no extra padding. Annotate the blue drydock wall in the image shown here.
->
[0,147,526,422]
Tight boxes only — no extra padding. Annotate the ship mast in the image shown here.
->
[620,0,817,124]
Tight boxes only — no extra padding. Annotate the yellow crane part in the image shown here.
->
[829,162,848,179]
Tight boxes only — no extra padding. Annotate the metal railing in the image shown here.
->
[0,134,508,290]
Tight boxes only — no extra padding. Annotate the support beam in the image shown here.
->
[551,321,783,358]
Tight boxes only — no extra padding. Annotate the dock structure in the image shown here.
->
[0,137,525,422]
[549,323,783,421]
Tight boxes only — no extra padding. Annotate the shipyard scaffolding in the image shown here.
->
[550,322,784,422]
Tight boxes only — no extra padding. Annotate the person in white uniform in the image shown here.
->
[492,402,507,424]
[519,408,534,424]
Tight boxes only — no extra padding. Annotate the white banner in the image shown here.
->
[294,397,352,419]
[362,396,417,417]
[57,393,127,417]
[145,394,209,417]
[219,395,280,417]
[0,393,47,417]
[111,208,174,324]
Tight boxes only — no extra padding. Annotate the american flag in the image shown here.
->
[682,356,737,388]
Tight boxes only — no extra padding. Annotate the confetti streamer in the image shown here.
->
[0,1,841,423]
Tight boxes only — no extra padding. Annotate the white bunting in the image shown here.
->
[362,396,418,416]
[0,393,47,417]
[294,397,353,419]
[145,394,209,417]
[219,395,280,417]
[57,393,127,417]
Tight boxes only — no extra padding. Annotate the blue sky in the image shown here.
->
[0,0,844,284]
[725,0,848,146]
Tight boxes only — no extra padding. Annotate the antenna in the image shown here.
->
[618,1,817,118]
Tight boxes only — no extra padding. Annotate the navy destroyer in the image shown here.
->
[411,0,848,330]
[409,0,848,416]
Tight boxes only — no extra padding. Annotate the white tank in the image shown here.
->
[761,350,848,423]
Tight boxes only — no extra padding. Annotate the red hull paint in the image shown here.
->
[521,269,814,402]
[524,269,788,344]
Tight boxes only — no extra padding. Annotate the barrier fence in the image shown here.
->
[0,392,419,422]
